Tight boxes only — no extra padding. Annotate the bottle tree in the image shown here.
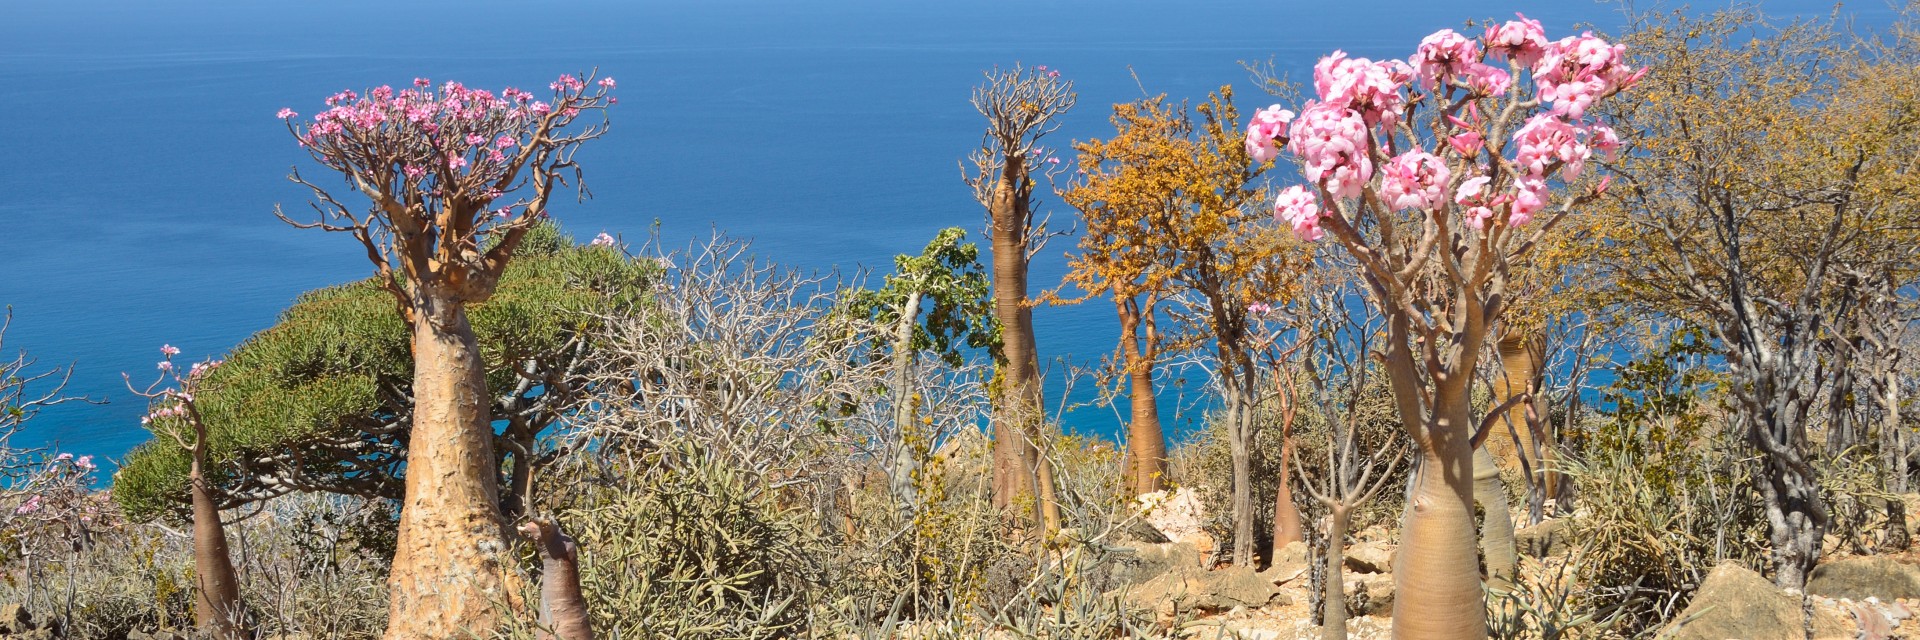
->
[276,74,614,638]
[963,64,1073,533]
[1247,18,1638,638]
[129,347,245,640]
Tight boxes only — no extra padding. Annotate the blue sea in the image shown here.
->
[0,0,1893,469]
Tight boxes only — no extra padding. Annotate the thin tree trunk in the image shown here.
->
[1228,393,1257,567]
[520,520,592,640]
[1392,407,1485,639]
[1119,302,1166,496]
[385,302,522,639]
[1473,446,1517,591]
[1273,378,1305,555]
[189,433,245,640]
[890,292,925,513]
[1322,506,1351,640]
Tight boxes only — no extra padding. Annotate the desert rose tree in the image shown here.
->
[1246,17,1638,638]
[276,74,613,638]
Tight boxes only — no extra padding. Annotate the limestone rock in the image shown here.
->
[1343,540,1395,574]
[1353,572,1395,617]
[1120,565,1291,625]
[1515,518,1568,558]
[1662,562,1851,640]
[1807,555,1920,602]
[1109,541,1202,587]
[1137,488,1217,558]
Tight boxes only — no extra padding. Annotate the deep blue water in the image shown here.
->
[0,0,1893,469]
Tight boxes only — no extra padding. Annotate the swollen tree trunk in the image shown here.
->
[1118,301,1167,496]
[519,519,593,640]
[986,157,1055,532]
[1472,446,1517,590]
[1490,333,1554,501]
[385,302,523,639]
[189,433,245,640]
[1322,506,1352,640]
[1392,401,1486,639]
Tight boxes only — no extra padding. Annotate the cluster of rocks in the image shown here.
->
[0,605,56,640]
[1665,555,1920,640]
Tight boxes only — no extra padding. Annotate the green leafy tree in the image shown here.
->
[114,224,651,527]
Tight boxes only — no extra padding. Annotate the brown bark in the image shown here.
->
[1118,298,1167,496]
[1391,403,1486,639]
[1321,506,1352,640]
[1273,374,1305,555]
[986,155,1057,534]
[189,426,245,640]
[1488,332,1554,499]
[1472,446,1517,590]
[384,302,523,639]
[518,519,593,640]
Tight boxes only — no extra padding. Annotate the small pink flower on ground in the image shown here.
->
[1273,185,1326,241]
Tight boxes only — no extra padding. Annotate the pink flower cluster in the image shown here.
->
[283,73,614,200]
[1274,185,1325,241]
[1453,175,1501,230]
[590,232,616,247]
[1244,105,1295,163]
[1535,33,1642,118]
[141,403,187,426]
[1314,51,1413,125]
[1485,14,1549,68]
[1291,103,1372,200]
[1380,151,1450,211]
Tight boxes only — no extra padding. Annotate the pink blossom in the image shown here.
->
[1587,123,1622,161]
[551,74,585,93]
[1247,302,1274,315]
[404,164,426,179]
[413,77,431,88]
[371,85,394,101]
[157,360,173,372]
[1511,174,1548,226]
[276,108,298,119]
[598,77,616,89]
[590,232,616,247]
[1313,51,1413,125]
[1380,151,1451,211]
[1454,175,1498,230]
[488,150,507,164]
[1460,62,1512,97]
[465,133,486,146]
[1244,104,1296,163]
[1534,32,1633,118]
[1411,29,1480,89]
[562,107,580,118]
[75,456,94,470]
[530,102,552,116]
[14,495,40,515]
[1512,114,1590,180]
[495,135,517,149]
[1290,102,1372,200]
[55,453,71,462]
[1448,131,1485,156]
[1484,13,1549,69]
[160,344,180,357]
[447,155,468,170]
[1273,185,1326,242]
[1048,71,1060,78]
[1046,157,1060,165]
